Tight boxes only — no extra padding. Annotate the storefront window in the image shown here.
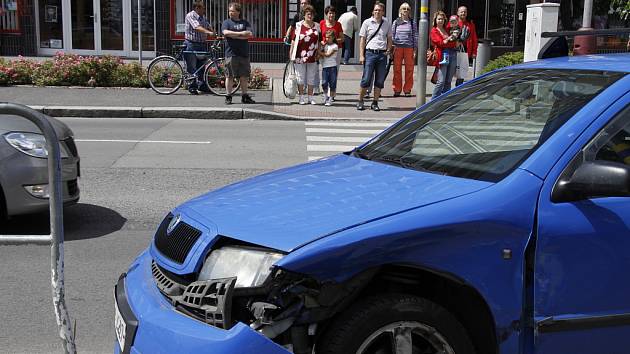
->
[131,0,155,51]
[39,0,64,48]
[173,0,282,40]
[487,0,515,47]
[0,0,20,33]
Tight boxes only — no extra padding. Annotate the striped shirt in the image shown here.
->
[185,10,210,43]
[392,18,417,48]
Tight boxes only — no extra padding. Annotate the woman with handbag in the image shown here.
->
[430,11,458,100]
[289,5,321,105]
[391,2,417,97]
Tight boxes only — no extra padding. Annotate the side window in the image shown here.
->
[584,104,630,165]
[552,104,630,203]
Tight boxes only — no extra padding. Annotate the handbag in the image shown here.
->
[455,49,469,80]
[430,67,439,84]
[426,47,438,66]
[284,62,298,99]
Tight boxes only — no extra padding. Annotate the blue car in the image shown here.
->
[115,54,630,354]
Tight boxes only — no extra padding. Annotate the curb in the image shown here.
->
[26,105,403,122]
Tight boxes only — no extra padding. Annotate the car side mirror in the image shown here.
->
[552,161,630,203]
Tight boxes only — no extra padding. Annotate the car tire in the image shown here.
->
[317,293,475,354]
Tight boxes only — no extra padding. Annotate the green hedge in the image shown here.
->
[481,51,524,74]
[0,53,268,89]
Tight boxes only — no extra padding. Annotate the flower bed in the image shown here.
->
[0,52,269,89]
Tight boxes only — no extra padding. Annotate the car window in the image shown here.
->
[586,105,630,166]
[357,69,624,182]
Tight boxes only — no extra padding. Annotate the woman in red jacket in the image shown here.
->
[430,11,458,100]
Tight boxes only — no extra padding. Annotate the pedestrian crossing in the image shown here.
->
[305,120,396,161]
[305,117,548,162]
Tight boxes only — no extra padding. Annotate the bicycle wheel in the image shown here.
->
[147,56,184,94]
[282,60,295,98]
[204,58,240,96]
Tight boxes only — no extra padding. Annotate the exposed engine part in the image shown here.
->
[257,318,295,339]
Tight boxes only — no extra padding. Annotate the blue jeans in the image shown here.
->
[184,40,205,90]
[431,48,457,100]
[322,66,338,93]
[361,50,387,89]
[343,35,353,63]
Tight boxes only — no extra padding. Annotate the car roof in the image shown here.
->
[509,53,630,73]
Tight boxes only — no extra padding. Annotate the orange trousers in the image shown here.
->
[392,47,415,94]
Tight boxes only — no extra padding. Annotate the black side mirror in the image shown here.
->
[552,161,630,203]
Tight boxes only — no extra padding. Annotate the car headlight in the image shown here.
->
[4,132,69,158]
[198,246,283,288]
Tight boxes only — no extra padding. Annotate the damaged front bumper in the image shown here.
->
[113,251,290,354]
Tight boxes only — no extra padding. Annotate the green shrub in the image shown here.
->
[481,51,524,74]
[8,57,38,84]
[110,62,148,87]
[249,67,269,90]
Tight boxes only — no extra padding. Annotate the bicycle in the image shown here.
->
[147,38,240,96]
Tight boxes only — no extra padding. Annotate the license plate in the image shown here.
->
[114,297,127,352]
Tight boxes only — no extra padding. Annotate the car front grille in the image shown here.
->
[154,213,203,264]
[151,260,235,329]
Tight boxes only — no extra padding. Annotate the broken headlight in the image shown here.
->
[198,246,283,288]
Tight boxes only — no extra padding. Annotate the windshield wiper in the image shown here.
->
[374,154,433,173]
[351,148,371,160]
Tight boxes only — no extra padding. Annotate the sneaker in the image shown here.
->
[241,94,256,104]
[324,97,332,106]
[225,95,232,104]
[405,92,412,97]
[370,101,380,111]
[323,94,329,104]
[299,95,306,105]
[393,92,401,97]
[309,96,317,105]
[356,101,365,110]
[188,88,199,95]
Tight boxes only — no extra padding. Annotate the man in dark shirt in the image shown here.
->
[222,2,255,104]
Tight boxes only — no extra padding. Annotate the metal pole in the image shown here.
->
[138,0,142,64]
[0,103,76,354]
[415,0,429,107]
[582,0,593,28]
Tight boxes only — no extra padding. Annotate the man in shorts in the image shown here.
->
[222,2,255,104]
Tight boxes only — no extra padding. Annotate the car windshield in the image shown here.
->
[356,69,625,182]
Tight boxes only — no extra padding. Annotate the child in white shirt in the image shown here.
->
[319,30,339,106]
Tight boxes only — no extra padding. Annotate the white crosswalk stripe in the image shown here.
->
[305,120,395,160]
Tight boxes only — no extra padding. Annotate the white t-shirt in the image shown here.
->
[321,43,338,68]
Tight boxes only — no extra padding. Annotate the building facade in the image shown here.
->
[0,0,627,61]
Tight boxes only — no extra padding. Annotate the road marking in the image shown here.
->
[305,120,391,161]
[306,128,383,134]
[75,139,212,144]
[305,122,394,128]
[307,145,357,152]
[307,136,369,143]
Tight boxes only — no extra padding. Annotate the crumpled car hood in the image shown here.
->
[179,154,492,252]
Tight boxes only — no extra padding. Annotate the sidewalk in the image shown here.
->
[0,61,466,121]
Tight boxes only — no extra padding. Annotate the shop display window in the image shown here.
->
[0,0,20,33]
[172,0,283,40]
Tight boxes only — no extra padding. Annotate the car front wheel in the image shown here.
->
[318,293,475,354]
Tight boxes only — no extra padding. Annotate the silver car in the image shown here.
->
[0,114,80,221]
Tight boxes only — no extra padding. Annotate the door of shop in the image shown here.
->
[36,0,154,57]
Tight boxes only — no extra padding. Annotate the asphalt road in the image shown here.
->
[0,118,307,353]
